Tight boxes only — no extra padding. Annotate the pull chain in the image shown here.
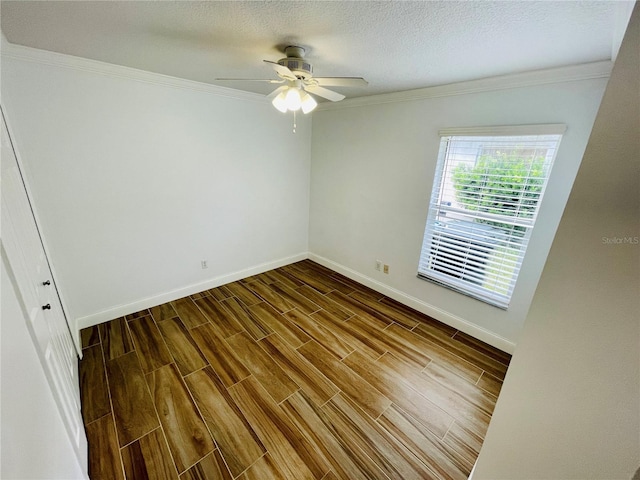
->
[293,110,297,134]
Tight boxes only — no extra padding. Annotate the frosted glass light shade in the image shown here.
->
[272,87,316,114]
[272,92,288,113]
[301,92,317,114]
[284,87,302,111]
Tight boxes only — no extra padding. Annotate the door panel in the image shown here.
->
[1,108,87,469]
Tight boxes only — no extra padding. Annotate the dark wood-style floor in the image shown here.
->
[79,260,510,480]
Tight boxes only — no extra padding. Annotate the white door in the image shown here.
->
[1,107,87,471]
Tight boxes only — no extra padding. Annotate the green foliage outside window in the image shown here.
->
[451,152,546,236]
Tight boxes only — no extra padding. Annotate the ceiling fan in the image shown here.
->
[216,46,368,114]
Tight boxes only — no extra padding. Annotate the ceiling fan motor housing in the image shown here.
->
[279,46,313,79]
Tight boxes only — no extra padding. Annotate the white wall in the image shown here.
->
[1,44,311,331]
[0,40,613,354]
[472,5,639,478]
[309,67,609,350]
[1,250,86,479]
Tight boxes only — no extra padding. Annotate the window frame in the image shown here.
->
[418,124,566,309]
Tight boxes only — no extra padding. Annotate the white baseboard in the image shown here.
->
[308,253,516,354]
[74,252,307,332]
[75,250,515,355]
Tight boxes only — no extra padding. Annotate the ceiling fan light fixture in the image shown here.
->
[218,45,367,117]
[301,92,317,114]
[284,87,302,111]
[271,91,288,113]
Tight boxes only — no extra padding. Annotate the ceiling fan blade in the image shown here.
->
[267,86,288,100]
[305,85,345,102]
[264,60,296,80]
[313,77,368,87]
[215,78,284,83]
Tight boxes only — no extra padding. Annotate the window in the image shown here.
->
[418,125,565,309]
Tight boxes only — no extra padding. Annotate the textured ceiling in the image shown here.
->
[0,1,627,99]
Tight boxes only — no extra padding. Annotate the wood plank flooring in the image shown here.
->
[79,260,510,480]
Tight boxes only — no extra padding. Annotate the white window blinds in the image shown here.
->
[418,125,565,309]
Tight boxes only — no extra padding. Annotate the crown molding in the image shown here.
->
[1,38,612,110]
[0,39,268,104]
[316,60,613,112]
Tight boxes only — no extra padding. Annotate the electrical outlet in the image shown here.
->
[383,264,389,274]
[375,260,382,271]
[201,260,208,269]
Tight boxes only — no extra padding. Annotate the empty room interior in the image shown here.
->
[1,1,638,479]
